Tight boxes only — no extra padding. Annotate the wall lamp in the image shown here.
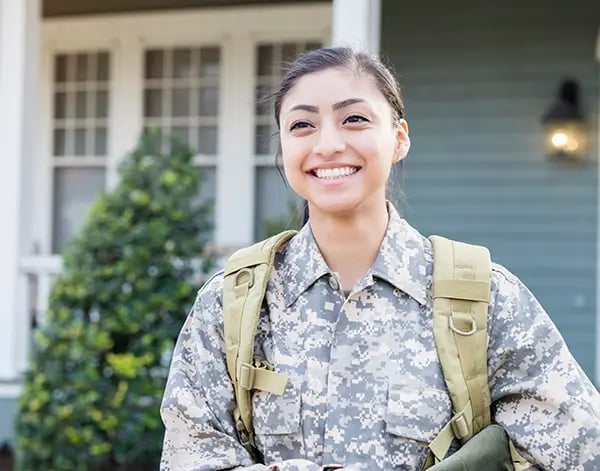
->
[541,79,588,160]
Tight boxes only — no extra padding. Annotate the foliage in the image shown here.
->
[262,198,305,238]
[15,133,213,470]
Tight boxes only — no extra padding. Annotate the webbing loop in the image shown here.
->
[234,268,254,290]
[449,312,477,336]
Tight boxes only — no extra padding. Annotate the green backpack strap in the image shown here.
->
[426,235,492,464]
[222,230,297,457]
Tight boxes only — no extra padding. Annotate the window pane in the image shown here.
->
[199,47,220,78]
[171,126,190,148]
[74,128,87,155]
[173,49,192,79]
[145,50,164,79]
[254,167,301,240]
[257,45,274,76]
[55,55,68,83]
[255,125,276,155]
[52,167,106,253]
[53,129,66,156]
[197,126,218,154]
[96,90,108,118]
[198,87,218,116]
[75,91,87,119]
[281,43,298,64]
[144,89,162,117]
[54,92,67,119]
[94,127,107,155]
[97,53,109,81]
[172,88,190,117]
[255,85,273,116]
[76,54,88,81]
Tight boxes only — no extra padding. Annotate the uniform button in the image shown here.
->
[328,276,339,291]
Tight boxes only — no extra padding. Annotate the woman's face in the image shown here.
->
[279,67,409,217]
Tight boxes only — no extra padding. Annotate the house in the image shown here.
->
[1,0,599,447]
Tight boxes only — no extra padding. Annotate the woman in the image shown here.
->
[160,47,600,470]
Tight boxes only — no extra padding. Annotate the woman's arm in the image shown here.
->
[160,273,321,471]
[488,265,600,471]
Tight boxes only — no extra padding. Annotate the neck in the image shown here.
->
[308,198,389,292]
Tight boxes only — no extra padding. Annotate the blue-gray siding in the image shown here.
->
[0,398,16,445]
[382,0,599,380]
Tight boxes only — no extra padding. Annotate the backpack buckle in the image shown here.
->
[235,417,251,446]
[449,312,477,336]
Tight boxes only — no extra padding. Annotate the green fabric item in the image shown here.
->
[428,425,513,471]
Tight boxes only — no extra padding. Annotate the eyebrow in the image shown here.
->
[287,98,367,114]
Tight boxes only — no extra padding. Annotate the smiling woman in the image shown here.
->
[160,47,600,471]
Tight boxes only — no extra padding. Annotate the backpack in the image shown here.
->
[222,231,533,470]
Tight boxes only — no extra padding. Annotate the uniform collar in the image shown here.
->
[280,203,428,307]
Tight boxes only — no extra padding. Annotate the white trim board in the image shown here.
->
[42,4,332,50]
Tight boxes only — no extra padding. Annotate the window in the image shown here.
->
[51,51,109,253]
[143,47,220,240]
[143,47,220,155]
[254,42,321,240]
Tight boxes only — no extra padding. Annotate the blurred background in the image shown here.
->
[1,0,599,469]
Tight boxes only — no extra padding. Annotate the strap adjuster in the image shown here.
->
[451,411,470,440]
[239,362,255,390]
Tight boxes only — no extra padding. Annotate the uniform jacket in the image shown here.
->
[160,204,600,471]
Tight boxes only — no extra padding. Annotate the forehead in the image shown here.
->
[281,67,387,112]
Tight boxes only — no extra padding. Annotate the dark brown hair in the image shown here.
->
[273,46,405,128]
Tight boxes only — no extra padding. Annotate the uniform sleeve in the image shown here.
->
[487,265,600,471]
[160,273,322,471]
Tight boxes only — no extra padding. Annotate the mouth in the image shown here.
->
[309,166,361,180]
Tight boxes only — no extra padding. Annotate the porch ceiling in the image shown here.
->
[43,0,329,17]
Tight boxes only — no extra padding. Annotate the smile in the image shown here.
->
[311,166,360,180]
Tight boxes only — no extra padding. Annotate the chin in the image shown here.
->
[308,195,364,217]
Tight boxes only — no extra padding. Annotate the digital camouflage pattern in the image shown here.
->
[160,204,600,471]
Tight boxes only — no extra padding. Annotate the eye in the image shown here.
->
[290,120,313,131]
[344,114,369,124]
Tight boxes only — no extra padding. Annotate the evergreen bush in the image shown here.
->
[15,133,213,470]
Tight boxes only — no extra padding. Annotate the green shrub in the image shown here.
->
[15,133,213,470]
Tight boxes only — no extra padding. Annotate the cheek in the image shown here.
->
[351,132,395,164]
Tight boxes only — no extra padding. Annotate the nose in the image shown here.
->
[313,122,346,157]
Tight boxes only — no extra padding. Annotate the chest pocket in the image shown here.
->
[385,383,453,468]
[252,380,302,462]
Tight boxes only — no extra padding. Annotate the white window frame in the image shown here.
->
[38,4,332,257]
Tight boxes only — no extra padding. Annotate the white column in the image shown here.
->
[109,35,144,190]
[331,0,381,53]
[216,33,255,249]
[0,0,40,380]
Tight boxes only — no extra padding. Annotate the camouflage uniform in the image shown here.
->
[161,204,600,471]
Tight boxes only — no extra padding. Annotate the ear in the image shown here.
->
[394,119,410,162]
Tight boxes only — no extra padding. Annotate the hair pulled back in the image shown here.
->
[273,47,405,128]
